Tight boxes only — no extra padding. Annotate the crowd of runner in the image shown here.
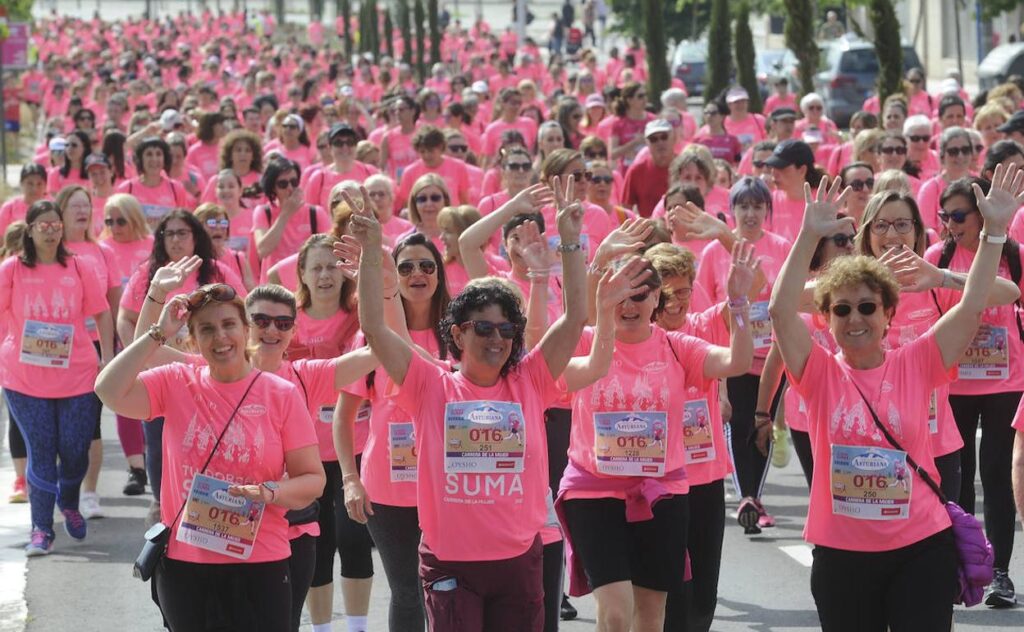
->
[5,5,1024,632]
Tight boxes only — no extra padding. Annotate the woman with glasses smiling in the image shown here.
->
[838,162,876,225]
[306,124,380,210]
[877,131,923,195]
[917,127,977,230]
[903,114,941,180]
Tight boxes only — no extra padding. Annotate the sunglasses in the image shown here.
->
[830,301,879,317]
[870,218,915,235]
[909,78,923,84]
[880,145,907,155]
[275,178,300,190]
[205,218,230,229]
[975,144,985,153]
[588,174,614,184]
[629,287,654,302]
[907,135,930,143]
[448,144,469,153]
[703,110,720,117]
[397,259,437,276]
[32,220,64,233]
[415,193,444,204]
[504,162,532,172]
[584,151,604,160]
[460,319,519,339]
[829,233,856,248]
[938,208,975,224]
[104,217,129,227]
[664,287,693,301]
[250,313,296,331]
[846,178,875,192]
[281,123,300,130]
[944,145,973,157]
[163,228,192,240]
[568,171,591,182]
[647,133,671,143]
[752,159,767,168]
[331,138,357,148]
[185,283,237,312]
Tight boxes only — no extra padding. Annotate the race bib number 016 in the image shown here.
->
[20,320,73,368]
[177,473,265,559]
[389,422,417,482]
[959,326,1009,380]
[594,411,667,477]
[750,301,772,350]
[830,445,911,521]
[444,401,525,474]
[682,399,715,464]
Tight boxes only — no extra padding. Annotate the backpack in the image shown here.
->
[933,239,1024,342]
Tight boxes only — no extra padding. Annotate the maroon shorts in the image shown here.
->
[419,535,544,632]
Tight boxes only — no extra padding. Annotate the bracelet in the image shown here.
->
[556,242,582,253]
[754,411,772,419]
[146,324,167,346]
[727,297,750,310]
[146,294,166,305]
[980,230,1008,244]
[941,268,953,289]
[527,269,551,280]
[383,289,399,300]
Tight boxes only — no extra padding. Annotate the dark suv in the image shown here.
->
[812,38,923,128]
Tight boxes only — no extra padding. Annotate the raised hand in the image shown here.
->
[552,174,584,243]
[878,244,942,292]
[593,217,653,267]
[512,220,555,273]
[150,255,202,297]
[667,202,729,242]
[280,184,304,217]
[505,182,555,217]
[726,239,763,301]
[976,163,1024,233]
[333,236,398,294]
[802,176,854,239]
[596,257,654,311]
[156,294,191,340]
[342,186,382,250]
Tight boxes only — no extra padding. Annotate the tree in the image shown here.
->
[705,0,731,103]
[870,0,903,106]
[414,0,427,81]
[4,0,35,20]
[784,0,818,99]
[734,1,762,112]
[272,0,285,26]
[609,0,710,43]
[359,0,378,55]
[397,0,412,65]
[643,0,671,101]
[978,0,1021,19]
[428,0,441,67]
[384,7,395,59]
[337,0,352,57]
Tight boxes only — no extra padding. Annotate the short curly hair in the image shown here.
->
[644,242,697,284]
[813,255,900,316]
[440,281,526,377]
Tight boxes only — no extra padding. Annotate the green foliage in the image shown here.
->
[414,0,426,81]
[978,0,1021,20]
[870,0,903,106]
[706,0,731,103]
[734,1,762,112]
[384,7,395,59]
[397,0,412,65]
[613,0,710,42]
[428,0,441,67]
[784,0,818,98]
[643,0,670,100]
[337,0,352,57]
[3,0,35,21]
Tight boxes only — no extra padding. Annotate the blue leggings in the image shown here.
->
[3,389,100,534]
[144,417,164,500]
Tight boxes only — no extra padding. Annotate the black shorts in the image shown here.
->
[562,493,689,592]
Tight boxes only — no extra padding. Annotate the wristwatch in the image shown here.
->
[261,481,279,503]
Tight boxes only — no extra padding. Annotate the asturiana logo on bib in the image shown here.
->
[852,451,890,470]
[467,405,503,425]
[212,489,247,507]
[615,416,648,433]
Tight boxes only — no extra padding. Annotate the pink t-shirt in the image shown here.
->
[926,242,1024,395]
[115,176,191,226]
[290,308,361,361]
[47,168,90,195]
[393,348,561,561]
[383,127,418,181]
[140,365,317,564]
[768,189,805,243]
[0,196,31,235]
[0,256,108,397]
[481,117,540,157]
[916,175,950,231]
[252,203,331,280]
[724,114,767,149]
[565,326,711,496]
[100,236,155,288]
[277,358,344,461]
[764,93,798,116]
[785,313,839,433]
[185,141,221,182]
[304,162,379,210]
[395,157,472,210]
[119,260,245,313]
[787,333,953,551]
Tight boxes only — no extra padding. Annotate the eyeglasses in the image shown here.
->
[944,145,973,157]
[829,233,856,248]
[846,178,875,192]
[880,145,907,155]
[460,319,519,339]
[938,208,976,224]
[830,301,879,317]
[415,193,444,204]
[397,259,438,276]
[504,162,532,172]
[275,178,300,190]
[568,171,591,182]
[163,228,192,240]
[250,313,296,331]
[104,217,128,227]
[870,218,915,235]
[185,283,237,312]
[647,133,671,143]
[331,138,357,148]
[907,135,930,143]
[588,174,614,184]
[664,287,693,301]
[448,144,468,153]
[205,218,230,229]
[32,220,64,233]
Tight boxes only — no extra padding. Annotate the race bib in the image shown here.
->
[594,411,667,477]
[830,445,911,521]
[958,326,1009,380]
[176,473,265,559]
[141,203,172,222]
[318,405,334,424]
[356,401,372,425]
[20,320,73,368]
[227,235,249,252]
[750,301,772,350]
[682,399,715,465]
[444,401,525,473]
[388,422,417,483]
[928,391,937,435]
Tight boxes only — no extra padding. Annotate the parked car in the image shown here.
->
[671,39,707,97]
[812,37,923,128]
[978,43,1024,92]
[756,49,791,99]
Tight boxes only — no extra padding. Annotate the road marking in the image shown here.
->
[779,544,814,567]
[0,403,28,632]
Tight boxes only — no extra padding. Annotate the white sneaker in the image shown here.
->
[79,492,104,519]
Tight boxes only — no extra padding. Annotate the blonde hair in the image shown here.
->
[1,221,27,259]
[102,193,150,240]
[54,185,97,243]
[437,205,482,263]
[408,174,451,225]
[644,242,697,283]
[852,129,886,163]
[973,103,1010,130]
[872,169,913,196]
[813,255,900,315]
[194,202,229,224]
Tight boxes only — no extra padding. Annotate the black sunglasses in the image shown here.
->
[829,233,856,248]
[907,135,930,143]
[415,193,444,204]
[460,320,519,339]
[945,146,973,157]
[830,301,878,317]
[275,177,300,190]
[448,144,469,153]
[104,217,129,227]
[331,138,357,148]
[630,287,654,302]
[588,174,614,184]
[846,178,875,192]
[938,208,975,224]
[504,162,532,172]
[250,313,296,331]
[880,145,907,155]
[397,260,437,276]
[185,284,237,312]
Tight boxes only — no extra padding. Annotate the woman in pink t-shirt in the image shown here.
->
[47,130,91,195]
[268,113,316,172]
[351,176,591,632]
[607,82,654,173]
[305,124,380,210]
[185,111,227,182]
[194,203,256,291]
[764,139,823,242]
[0,163,48,236]
[917,127,977,231]
[212,169,258,255]
[1,201,112,556]
[380,96,420,182]
[95,283,325,630]
[770,171,1024,629]
[199,129,264,208]
[115,136,192,230]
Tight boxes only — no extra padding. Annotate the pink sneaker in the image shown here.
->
[9,476,27,504]
[754,499,776,529]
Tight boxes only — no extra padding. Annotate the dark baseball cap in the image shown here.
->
[85,153,111,170]
[328,122,357,140]
[997,110,1024,134]
[770,108,798,121]
[764,139,815,169]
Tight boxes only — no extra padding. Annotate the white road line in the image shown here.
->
[779,544,814,568]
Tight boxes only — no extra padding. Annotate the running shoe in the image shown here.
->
[123,467,147,496]
[560,594,578,621]
[9,476,27,504]
[985,569,1017,608]
[25,529,54,557]
[754,499,776,529]
[61,508,87,541]
[737,497,762,535]
[771,426,791,468]
[80,492,104,519]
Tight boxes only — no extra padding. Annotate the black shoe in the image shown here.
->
[123,467,148,496]
[985,569,1017,608]
[737,497,762,535]
[560,594,577,621]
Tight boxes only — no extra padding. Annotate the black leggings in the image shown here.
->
[155,557,292,632]
[949,391,1021,570]
[7,403,26,459]
[934,451,961,503]
[288,534,317,632]
[542,540,565,632]
[663,479,725,632]
[545,407,572,496]
[790,428,814,489]
[727,373,784,499]
[810,529,957,631]
[313,459,374,586]
[365,503,424,631]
